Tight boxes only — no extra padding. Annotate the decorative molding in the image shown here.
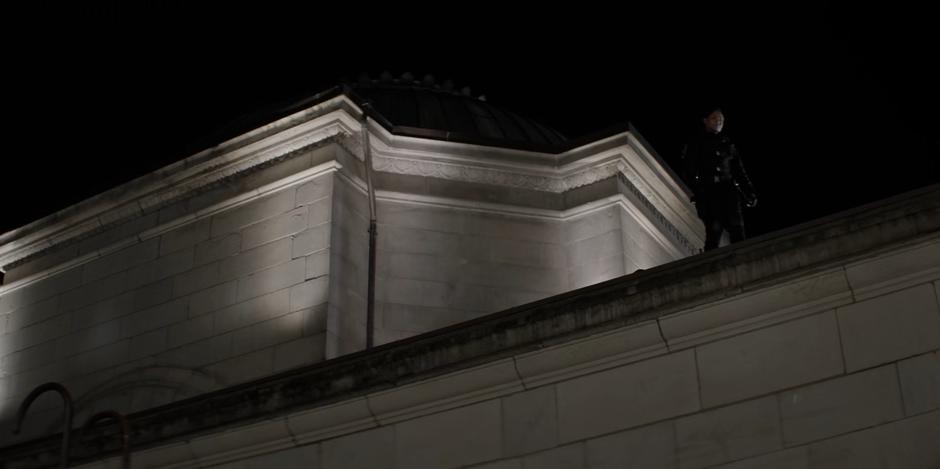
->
[0,96,360,270]
[0,131,349,274]
[373,154,622,193]
[617,172,698,255]
[1,92,700,288]
[372,151,697,254]
[0,159,343,296]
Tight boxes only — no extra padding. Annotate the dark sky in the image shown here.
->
[4,2,938,238]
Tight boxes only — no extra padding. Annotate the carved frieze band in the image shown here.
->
[617,172,698,255]
[373,154,698,254]
[372,155,624,193]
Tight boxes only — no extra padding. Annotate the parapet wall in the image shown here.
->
[2,179,936,467]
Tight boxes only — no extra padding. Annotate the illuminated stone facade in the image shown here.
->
[0,86,700,448]
[1,83,937,468]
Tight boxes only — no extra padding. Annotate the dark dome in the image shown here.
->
[346,76,567,149]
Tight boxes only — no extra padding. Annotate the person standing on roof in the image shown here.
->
[681,106,758,251]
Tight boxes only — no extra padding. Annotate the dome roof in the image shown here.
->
[345,73,567,149]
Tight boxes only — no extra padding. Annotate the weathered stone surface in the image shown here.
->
[515,321,665,388]
[125,247,195,289]
[806,410,940,469]
[120,298,187,338]
[568,253,624,289]
[567,230,623,268]
[236,442,321,469]
[289,277,330,312]
[321,426,395,469]
[292,223,331,259]
[467,460,521,469]
[564,206,620,243]
[844,240,940,299]
[378,225,460,255]
[521,443,583,469]
[219,238,291,282]
[236,259,306,301]
[188,281,238,317]
[273,333,326,372]
[661,269,851,348]
[62,272,129,311]
[207,347,275,385]
[0,268,81,315]
[2,340,57,374]
[300,252,327,284]
[71,293,134,329]
[3,184,937,468]
[305,197,333,229]
[55,319,122,357]
[837,284,940,372]
[242,207,308,250]
[172,262,221,297]
[231,310,303,355]
[502,385,558,457]
[128,328,168,360]
[168,314,214,348]
[195,233,242,266]
[10,313,71,352]
[296,174,333,206]
[130,277,174,311]
[898,351,940,415]
[81,239,159,284]
[213,290,290,333]
[5,296,60,332]
[159,218,212,256]
[780,364,904,446]
[210,190,295,237]
[556,350,699,443]
[676,396,782,469]
[396,400,502,469]
[711,447,808,469]
[585,421,677,469]
[367,358,521,424]
[696,312,844,407]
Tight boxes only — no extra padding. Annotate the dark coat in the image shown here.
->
[681,131,757,206]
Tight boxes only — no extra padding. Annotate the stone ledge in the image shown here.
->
[1,184,938,468]
[0,96,359,271]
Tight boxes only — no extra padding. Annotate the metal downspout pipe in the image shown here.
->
[360,104,378,349]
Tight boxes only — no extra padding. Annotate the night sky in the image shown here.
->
[4,2,938,239]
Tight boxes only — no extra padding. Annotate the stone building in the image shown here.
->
[0,77,937,468]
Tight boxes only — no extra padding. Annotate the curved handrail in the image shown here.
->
[13,382,74,469]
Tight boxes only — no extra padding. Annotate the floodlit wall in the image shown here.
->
[60,188,940,469]
[0,147,339,443]
[338,248,922,469]
[0,96,700,453]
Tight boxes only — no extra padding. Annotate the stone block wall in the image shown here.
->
[0,170,336,444]
[149,238,938,469]
[372,201,677,345]
[0,133,696,455]
[325,175,370,357]
[0,161,687,445]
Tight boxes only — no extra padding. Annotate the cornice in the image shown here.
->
[0,97,360,273]
[369,134,701,252]
[1,94,702,285]
[372,154,624,193]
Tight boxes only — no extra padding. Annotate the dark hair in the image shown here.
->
[698,105,723,119]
